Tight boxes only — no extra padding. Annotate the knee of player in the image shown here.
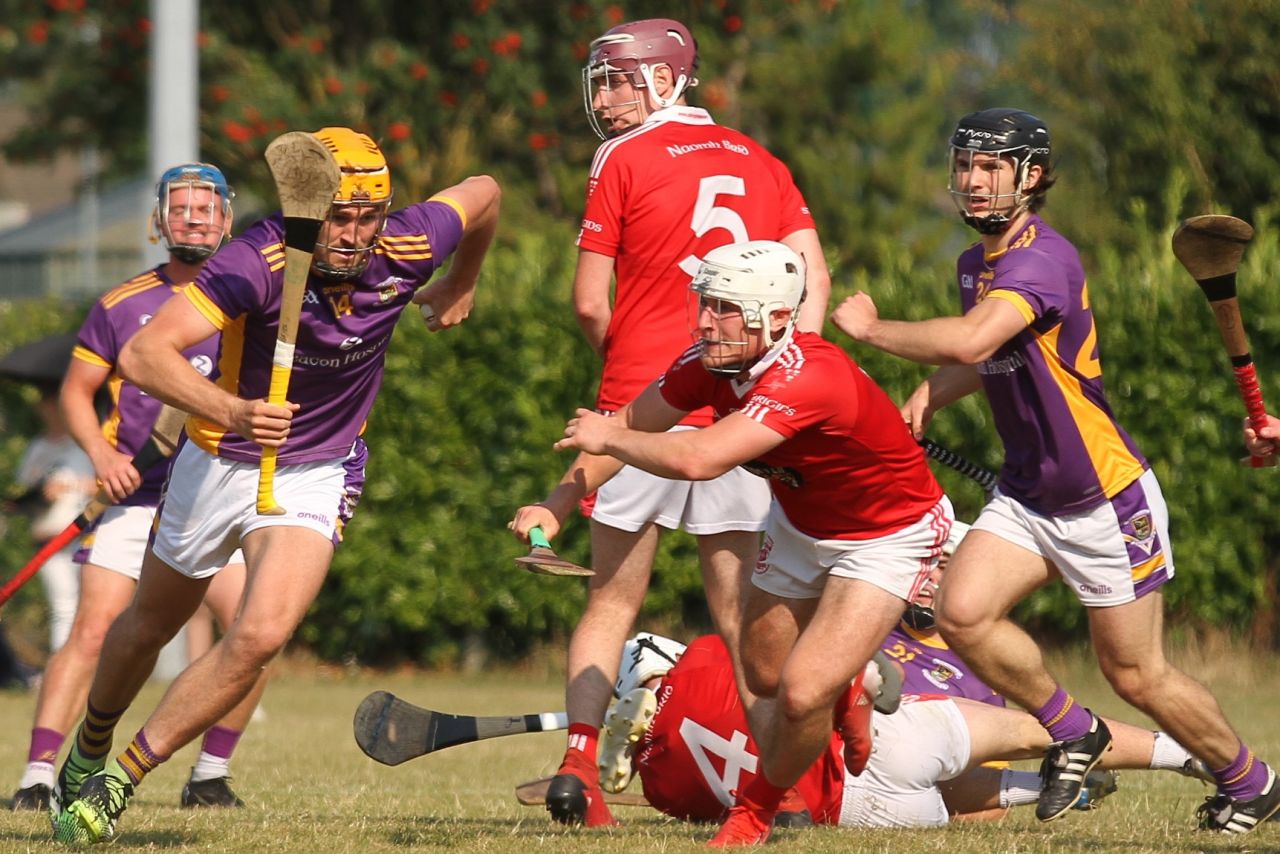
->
[742,659,781,699]
[933,595,987,645]
[777,678,836,723]
[1098,655,1169,709]
[65,614,116,658]
[220,620,293,668]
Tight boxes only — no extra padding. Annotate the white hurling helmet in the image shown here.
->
[614,633,687,699]
[690,240,807,376]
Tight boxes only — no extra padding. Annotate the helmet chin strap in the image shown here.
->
[962,210,1015,235]
[902,604,936,631]
[700,338,754,378]
[169,245,215,263]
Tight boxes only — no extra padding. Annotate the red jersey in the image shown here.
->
[635,635,845,824]
[577,106,816,425]
[657,333,943,540]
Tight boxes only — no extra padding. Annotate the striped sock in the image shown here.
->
[76,702,125,762]
[1033,686,1093,742]
[115,729,169,786]
[1214,744,1272,801]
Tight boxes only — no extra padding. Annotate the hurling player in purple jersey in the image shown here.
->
[832,109,1278,834]
[52,129,499,844]
[12,164,265,815]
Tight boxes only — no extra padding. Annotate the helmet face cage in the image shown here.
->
[153,163,233,263]
[947,109,1051,235]
[582,18,699,140]
[312,127,394,280]
[687,241,806,377]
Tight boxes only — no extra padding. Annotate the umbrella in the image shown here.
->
[0,333,79,387]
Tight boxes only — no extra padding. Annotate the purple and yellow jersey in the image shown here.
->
[73,268,219,507]
[183,197,465,464]
[957,215,1147,515]
[880,623,1004,707]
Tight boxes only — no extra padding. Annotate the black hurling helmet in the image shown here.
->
[948,108,1051,235]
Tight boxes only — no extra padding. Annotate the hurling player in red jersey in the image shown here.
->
[607,633,1211,831]
[596,528,1210,832]
[513,240,951,845]
[539,16,832,829]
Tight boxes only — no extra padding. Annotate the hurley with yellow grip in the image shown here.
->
[257,132,342,514]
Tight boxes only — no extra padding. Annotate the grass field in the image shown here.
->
[0,641,1277,853]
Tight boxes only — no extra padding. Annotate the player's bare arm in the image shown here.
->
[571,249,615,356]
[559,397,785,482]
[834,289,1027,365]
[118,293,296,448]
[60,357,141,503]
[780,228,831,334]
[512,382,684,542]
[509,439,627,543]
[901,365,983,439]
[411,175,501,331]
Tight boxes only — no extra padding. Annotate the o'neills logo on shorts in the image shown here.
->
[296,511,331,527]
[1078,582,1112,595]
[755,536,774,574]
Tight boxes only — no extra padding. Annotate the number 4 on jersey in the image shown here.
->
[678,717,759,808]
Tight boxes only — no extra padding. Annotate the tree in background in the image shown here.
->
[4,0,1280,660]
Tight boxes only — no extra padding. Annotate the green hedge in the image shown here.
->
[4,208,1279,663]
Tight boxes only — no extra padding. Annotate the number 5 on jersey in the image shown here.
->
[678,175,749,277]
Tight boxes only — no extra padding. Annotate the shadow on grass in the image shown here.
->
[382,814,704,847]
[0,827,196,847]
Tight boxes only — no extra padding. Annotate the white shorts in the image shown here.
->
[752,497,954,601]
[590,427,769,534]
[77,505,245,580]
[839,696,970,828]
[973,468,1174,606]
[152,440,365,579]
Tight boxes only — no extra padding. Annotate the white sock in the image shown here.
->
[999,769,1043,808]
[1149,731,1195,771]
[18,761,55,790]
[189,752,231,783]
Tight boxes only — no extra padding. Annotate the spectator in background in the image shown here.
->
[13,382,96,654]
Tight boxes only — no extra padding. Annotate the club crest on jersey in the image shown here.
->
[923,658,962,691]
[373,276,410,303]
[1122,511,1156,555]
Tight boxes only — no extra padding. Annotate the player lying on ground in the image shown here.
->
[603,617,1211,829]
